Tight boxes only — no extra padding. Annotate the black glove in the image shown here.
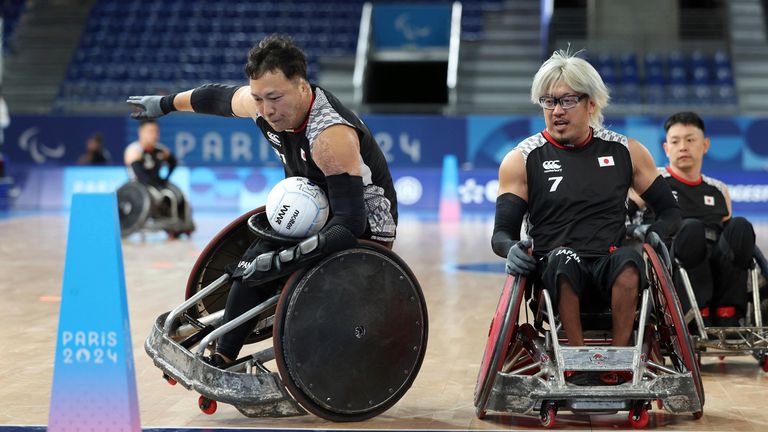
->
[626,224,649,241]
[505,239,536,276]
[126,95,175,119]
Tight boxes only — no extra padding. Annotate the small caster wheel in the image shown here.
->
[162,373,176,386]
[761,355,768,373]
[198,395,217,415]
[539,403,557,429]
[629,407,649,429]
[693,410,703,420]
[656,399,663,410]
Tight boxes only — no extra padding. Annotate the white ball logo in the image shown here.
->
[266,177,329,237]
[394,176,423,206]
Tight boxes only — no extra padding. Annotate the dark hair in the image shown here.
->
[90,132,103,145]
[664,111,705,133]
[244,34,308,81]
[139,119,157,128]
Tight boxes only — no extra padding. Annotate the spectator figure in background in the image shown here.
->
[77,132,110,165]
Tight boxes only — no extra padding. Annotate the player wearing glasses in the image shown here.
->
[490,49,681,361]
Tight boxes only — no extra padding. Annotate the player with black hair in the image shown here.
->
[128,34,397,366]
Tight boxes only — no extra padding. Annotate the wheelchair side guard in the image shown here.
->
[274,242,428,422]
[117,182,151,237]
[145,312,306,417]
[474,274,527,419]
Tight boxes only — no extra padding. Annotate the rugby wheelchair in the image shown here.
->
[474,233,704,429]
[677,246,768,370]
[116,180,195,238]
[145,207,429,421]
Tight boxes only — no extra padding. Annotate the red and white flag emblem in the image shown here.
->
[704,195,715,206]
[598,156,615,167]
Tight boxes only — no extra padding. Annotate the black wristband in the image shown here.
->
[159,93,177,114]
[322,174,367,237]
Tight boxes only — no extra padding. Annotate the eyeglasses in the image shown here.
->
[538,94,587,110]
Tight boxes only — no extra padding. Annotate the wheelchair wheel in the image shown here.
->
[273,241,428,422]
[644,243,705,413]
[474,274,527,419]
[184,207,275,343]
[117,182,150,237]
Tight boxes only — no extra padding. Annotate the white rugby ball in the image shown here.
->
[266,176,329,237]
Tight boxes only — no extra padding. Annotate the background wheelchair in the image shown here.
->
[116,180,195,238]
[145,207,429,421]
[474,233,704,429]
[677,246,768,370]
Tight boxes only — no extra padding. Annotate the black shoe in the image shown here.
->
[204,352,232,369]
[713,306,742,327]
[565,371,603,386]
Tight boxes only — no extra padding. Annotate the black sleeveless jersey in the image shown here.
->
[254,86,397,242]
[657,167,728,240]
[125,141,172,187]
[519,129,634,258]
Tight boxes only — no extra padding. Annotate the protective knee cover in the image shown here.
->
[673,219,708,269]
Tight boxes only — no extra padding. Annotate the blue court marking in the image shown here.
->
[452,262,505,274]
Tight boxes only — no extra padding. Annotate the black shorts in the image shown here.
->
[538,246,644,307]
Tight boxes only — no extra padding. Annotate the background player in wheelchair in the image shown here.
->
[119,119,195,238]
[628,111,768,368]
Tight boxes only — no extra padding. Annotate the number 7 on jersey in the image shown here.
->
[548,176,563,192]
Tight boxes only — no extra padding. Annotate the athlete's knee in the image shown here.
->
[614,263,640,289]
[673,219,708,268]
[720,217,756,269]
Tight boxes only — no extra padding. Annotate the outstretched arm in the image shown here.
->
[127,85,258,120]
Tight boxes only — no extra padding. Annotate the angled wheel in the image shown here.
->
[198,395,217,415]
[644,243,705,411]
[184,207,276,343]
[273,241,428,422]
[473,273,527,418]
[116,181,150,237]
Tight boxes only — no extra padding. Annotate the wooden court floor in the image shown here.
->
[1,212,767,431]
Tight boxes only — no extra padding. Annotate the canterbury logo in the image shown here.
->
[542,160,561,172]
[267,131,281,145]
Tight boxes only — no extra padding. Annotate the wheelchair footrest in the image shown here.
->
[486,373,702,415]
[145,313,306,417]
[559,346,637,371]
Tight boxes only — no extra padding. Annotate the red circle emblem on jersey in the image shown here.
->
[603,158,610,164]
